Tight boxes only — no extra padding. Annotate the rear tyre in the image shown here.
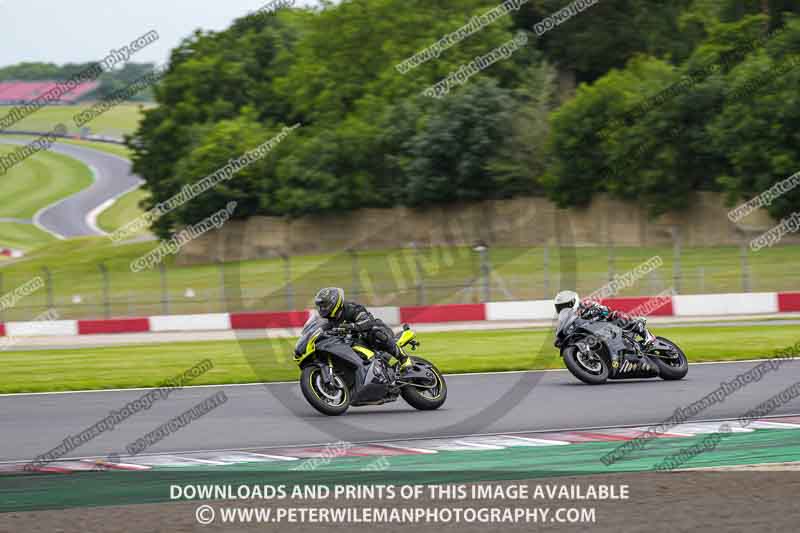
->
[562,345,609,384]
[401,358,447,410]
[649,337,688,381]
[300,366,351,416]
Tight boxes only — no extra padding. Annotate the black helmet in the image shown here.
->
[314,287,344,319]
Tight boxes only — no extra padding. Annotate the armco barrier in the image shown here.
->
[599,296,674,316]
[486,300,554,321]
[78,318,150,335]
[229,311,309,329]
[778,292,800,312]
[0,291,797,336]
[6,320,78,337]
[672,292,778,317]
[399,304,486,324]
[149,313,231,332]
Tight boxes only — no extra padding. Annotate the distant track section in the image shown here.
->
[0,138,142,238]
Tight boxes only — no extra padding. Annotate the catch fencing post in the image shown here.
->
[740,242,752,292]
[349,248,360,299]
[41,266,54,312]
[543,245,550,297]
[671,226,682,294]
[218,262,227,311]
[159,262,169,315]
[98,263,111,319]
[412,243,425,306]
[475,244,490,303]
[283,254,294,311]
[607,241,615,284]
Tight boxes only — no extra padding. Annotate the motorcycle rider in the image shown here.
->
[314,287,412,373]
[553,290,656,346]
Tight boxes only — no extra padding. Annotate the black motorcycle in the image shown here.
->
[293,314,447,415]
[554,308,688,384]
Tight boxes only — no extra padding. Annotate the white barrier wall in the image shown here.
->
[149,313,231,332]
[486,300,555,321]
[6,320,79,337]
[369,306,401,326]
[673,292,778,316]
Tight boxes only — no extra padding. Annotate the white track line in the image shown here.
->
[29,153,97,240]
[3,413,797,466]
[85,176,145,236]
[0,356,795,398]
[1,137,143,239]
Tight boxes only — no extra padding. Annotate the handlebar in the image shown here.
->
[329,325,358,336]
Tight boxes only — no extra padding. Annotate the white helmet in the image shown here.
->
[554,290,580,314]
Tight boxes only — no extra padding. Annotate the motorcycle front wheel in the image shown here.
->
[562,345,609,384]
[300,365,351,416]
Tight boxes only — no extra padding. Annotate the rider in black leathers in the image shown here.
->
[554,290,656,346]
[314,288,411,400]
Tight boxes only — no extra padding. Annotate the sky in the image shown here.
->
[0,0,324,68]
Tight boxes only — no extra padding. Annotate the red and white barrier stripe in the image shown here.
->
[0,248,23,258]
[0,291,797,336]
[672,292,778,316]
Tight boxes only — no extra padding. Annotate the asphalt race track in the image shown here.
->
[1,360,799,464]
[0,138,143,238]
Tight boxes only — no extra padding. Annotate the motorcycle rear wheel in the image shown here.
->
[300,366,351,416]
[401,358,447,410]
[649,337,689,381]
[562,346,609,384]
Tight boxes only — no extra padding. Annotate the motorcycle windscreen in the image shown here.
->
[294,313,328,355]
[555,308,578,336]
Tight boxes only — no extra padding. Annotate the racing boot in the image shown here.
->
[634,318,656,347]
[395,346,414,378]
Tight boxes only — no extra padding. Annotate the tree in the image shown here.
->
[396,79,516,205]
[487,60,558,195]
[708,16,800,221]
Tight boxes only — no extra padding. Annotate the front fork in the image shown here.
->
[319,355,335,385]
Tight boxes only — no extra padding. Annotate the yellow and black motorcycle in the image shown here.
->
[294,314,447,416]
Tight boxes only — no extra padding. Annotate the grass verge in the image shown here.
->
[0,223,56,251]
[1,324,796,394]
[97,188,150,235]
[0,144,93,220]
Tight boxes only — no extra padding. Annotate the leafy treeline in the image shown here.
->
[127,0,800,239]
[0,62,158,101]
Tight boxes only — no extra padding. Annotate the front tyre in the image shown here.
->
[562,345,609,384]
[300,366,351,416]
[649,337,689,381]
[401,358,447,410]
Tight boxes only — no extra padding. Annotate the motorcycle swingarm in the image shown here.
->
[396,367,437,388]
[644,339,680,360]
